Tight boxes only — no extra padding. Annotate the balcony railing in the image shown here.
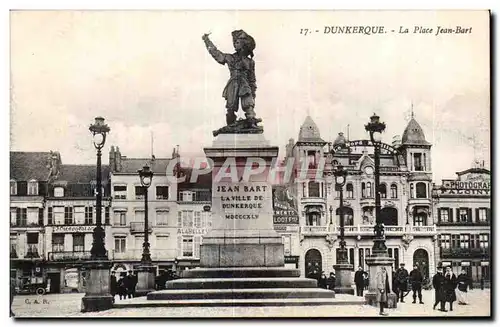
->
[300,225,334,236]
[332,224,437,236]
[130,222,153,233]
[10,222,43,227]
[441,247,490,258]
[48,251,93,261]
[110,248,177,261]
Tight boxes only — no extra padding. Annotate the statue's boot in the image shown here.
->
[226,111,237,125]
[244,108,258,127]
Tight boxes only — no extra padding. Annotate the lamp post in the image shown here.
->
[363,113,397,307]
[332,164,353,294]
[81,117,113,312]
[135,164,156,296]
[329,205,333,225]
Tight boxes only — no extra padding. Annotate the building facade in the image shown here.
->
[433,164,491,287]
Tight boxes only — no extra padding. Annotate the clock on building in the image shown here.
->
[364,166,374,175]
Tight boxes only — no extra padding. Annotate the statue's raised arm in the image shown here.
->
[202,33,230,65]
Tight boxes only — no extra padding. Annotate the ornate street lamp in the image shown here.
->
[364,113,387,256]
[331,164,353,294]
[135,164,156,296]
[82,117,113,312]
[138,164,154,263]
[363,113,397,307]
[333,164,348,264]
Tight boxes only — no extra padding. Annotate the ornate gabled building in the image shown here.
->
[433,162,491,287]
[278,115,437,281]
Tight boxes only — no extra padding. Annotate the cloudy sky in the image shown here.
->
[10,10,489,182]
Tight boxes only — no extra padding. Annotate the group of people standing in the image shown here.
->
[354,266,369,296]
[307,265,336,291]
[432,266,471,312]
[110,271,138,302]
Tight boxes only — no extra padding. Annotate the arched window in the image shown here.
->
[366,182,372,198]
[416,182,427,198]
[361,183,366,198]
[346,183,354,198]
[410,183,415,199]
[336,207,354,226]
[308,181,320,197]
[379,184,387,199]
[390,184,398,198]
[381,207,398,226]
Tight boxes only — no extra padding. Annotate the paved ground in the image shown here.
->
[11,289,491,318]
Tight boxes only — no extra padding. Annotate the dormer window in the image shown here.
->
[54,187,64,197]
[28,180,38,195]
[10,180,17,195]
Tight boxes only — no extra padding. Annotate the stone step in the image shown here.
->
[180,267,301,279]
[114,296,366,308]
[147,288,336,300]
[165,277,317,289]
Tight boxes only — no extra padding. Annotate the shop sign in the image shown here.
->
[64,268,79,289]
[177,228,206,235]
[53,225,95,233]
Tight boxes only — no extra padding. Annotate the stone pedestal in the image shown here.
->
[135,264,156,297]
[201,133,284,268]
[81,261,113,312]
[364,255,397,308]
[333,263,354,295]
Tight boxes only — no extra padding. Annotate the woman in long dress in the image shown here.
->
[456,269,470,305]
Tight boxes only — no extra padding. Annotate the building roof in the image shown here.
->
[56,164,110,183]
[298,116,326,144]
[456,167,490,176]
[117,158,172,175]
[401,118,431,145]
[178,167,212,189]
[10,151,53,181]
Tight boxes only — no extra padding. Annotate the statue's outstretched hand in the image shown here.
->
[202,33,211,41]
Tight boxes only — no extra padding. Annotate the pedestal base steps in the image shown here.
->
[111,267,365,308]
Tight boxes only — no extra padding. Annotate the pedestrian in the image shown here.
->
[376,266,391,316]
[480,276,484,290]
[443,266,457,311]
[318,272,328,289]
[392,271,399,302]
[132,271,138,297]
[432,266,447,312]
[456,269,470,305]
[10,276,16,317]
[110,272,117,303]
[327,272,336,291]
[363,272,369,290]
[125,271,135,299]
[118,272,127,300]
[354,266,365,296]
[395,263,409,303]
[409,264,424,304]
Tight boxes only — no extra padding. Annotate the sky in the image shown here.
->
[9,10,490,182]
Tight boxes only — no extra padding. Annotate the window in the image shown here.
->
[181,211,194,228]
[194,211,202,228]
[460,234,470,249]
[194,236,201,258]
[413,153,423,171]
[38,208,44,226]
[308,182,320,197]
[156,210,168,226]
[307,150,317,168]
[440,234,451,249]
[113,185,127,200]
[54,187,64,197]
[179,191,194,202]
[73,234,85,252]
[361,183,366,198]
[156,186,169,200]
[346,183,354,198]
[470,234,480,249]
[416,182,427,198]
[64,207,74,225]
[10,236,17,256]
[28,180,38,195]
[379,184,387,199]
[336,207,354,226]
[156,236,169,249]
[366,182,372,198]
[10,180,17,195]
[10,208,16,226]
[114,237,126,253]
[52,234,65,252]
[413,214,425,226]
[390,184,398,198]
[47,207,53,225]
[306,212,320,226]
[105,207,110,225]
[459,208,469,223]
[26,233,39,256]
[114,211,127,226]
[16,208,27,226]
[479,234,489,249]
[478,208,488,223]
[135,186,145,200]
[134,210,145,222]
[182,237,194,257]
[85,206,93,225]
[53,206,64,225]
[282,235,291,255]
[439,208,451,223]
[27,208,38,225]
[410,183,414,199]
[451,235,460,249]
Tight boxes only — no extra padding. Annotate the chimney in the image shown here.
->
[109,146,116,172]
[115,146,122,172]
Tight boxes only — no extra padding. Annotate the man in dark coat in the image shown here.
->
[395,263,409,303]
[327,272,336,291]
[354,266,365,296]
[432,267,447,312]
[318,272,328,289]
[110,272,117,303]
[409,264,424,304]
[10,277,16,317]
[443,266,457,311]
[125,271,134,299]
